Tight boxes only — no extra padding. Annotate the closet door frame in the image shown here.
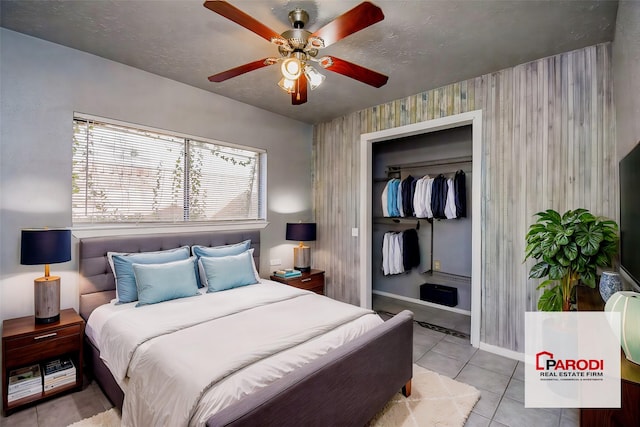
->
[359,110,483,348]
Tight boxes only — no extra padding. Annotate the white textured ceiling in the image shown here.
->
[1,0,618,124]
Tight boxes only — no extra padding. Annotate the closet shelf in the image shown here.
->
[423,270,471,284]
[373,216,433,225]
[386,155,472,177]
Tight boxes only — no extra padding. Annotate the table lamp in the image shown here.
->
[286,223,316,272]
[20,228,71,324]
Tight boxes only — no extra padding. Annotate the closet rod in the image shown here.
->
[387,155,473,172]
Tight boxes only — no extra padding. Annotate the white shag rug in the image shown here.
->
[68,365,480,427]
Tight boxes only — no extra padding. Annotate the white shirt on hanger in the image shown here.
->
[445,177,457,219]
[381,181,390,217]
[424,177,434,219]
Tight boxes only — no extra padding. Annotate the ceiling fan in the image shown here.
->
[204,0,388,105]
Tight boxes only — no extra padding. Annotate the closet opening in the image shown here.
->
[359,111,482,348]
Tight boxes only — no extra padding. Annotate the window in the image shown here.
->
[72,115,265,224]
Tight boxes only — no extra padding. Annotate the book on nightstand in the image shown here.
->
[7,364,42,402]
[42,357,76,392]
[274,269,302,278]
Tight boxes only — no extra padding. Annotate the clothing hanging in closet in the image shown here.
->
[382,229,420,275]
[382,169,467,219]
[454,170,467,218]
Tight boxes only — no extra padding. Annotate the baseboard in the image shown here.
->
[373,290,471,316]
[478,342,524,362]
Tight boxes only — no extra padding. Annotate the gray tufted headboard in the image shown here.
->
[78,230,260,321]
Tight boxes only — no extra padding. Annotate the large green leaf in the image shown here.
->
[538,285,563,311]
[536,209,561,225]
[556,254,571,267]
[543,242,560,258]
[563,242,578,261]
[575,224,603,256]
[526,224,548,237]
[575,254,589,273]
[598,219,619,230]
[581,270,596,288]
[578,211,596,223]
[549,264,566,280]
[536,279,557,290]
[529,262,550,279]
[561,210,578,224]
[547,223,564,234]
[594,251,611,267]
[524,241,545,261]
[555,233,569,246]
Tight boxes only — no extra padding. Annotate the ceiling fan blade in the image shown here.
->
[292,73,308,105]
[208,58,276,82]
[203,0,282,43]
[311,2,384,48]
[320,56,388,88]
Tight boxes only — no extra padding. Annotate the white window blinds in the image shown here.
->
[72,117,264,224]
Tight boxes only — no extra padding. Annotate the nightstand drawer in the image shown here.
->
[4,326,81,368]
[270,269,324,295]
[4,324,81,351]
[289,275,323,291]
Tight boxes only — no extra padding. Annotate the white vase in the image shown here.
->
[605,291,640,365]
[599,271,622,303]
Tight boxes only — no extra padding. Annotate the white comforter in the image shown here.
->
[88,281,382,427]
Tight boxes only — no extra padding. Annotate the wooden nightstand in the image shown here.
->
[270,269,325,295]
[2,308,84,415]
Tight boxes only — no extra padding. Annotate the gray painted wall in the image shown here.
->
[613,1,640,161]
[0,29,313,322]
[372,126,473,310]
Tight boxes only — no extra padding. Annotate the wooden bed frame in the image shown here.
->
[78,230,413,426]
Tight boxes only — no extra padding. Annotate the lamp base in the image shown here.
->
[293,246,311,273]
[36,314,60,325]
[34,276,60,325]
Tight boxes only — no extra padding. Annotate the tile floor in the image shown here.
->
[1,313,580,427]
[373,293,580,427]
[0,381,112,427]
[404,315,579,427]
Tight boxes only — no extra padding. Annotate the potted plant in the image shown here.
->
[524,208,619,311]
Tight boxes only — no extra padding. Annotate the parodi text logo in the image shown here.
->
[535,351,604,380]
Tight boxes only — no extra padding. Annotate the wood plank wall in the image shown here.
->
[313,43,616,352]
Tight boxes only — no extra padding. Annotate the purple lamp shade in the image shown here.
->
[21,229,72,266]
[286,223,317,242]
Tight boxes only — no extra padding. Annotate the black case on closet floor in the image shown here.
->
[420,283,458,307]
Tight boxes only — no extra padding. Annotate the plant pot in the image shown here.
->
[599,271,622,303]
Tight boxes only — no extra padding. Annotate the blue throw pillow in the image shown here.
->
[109,246,190,303]
[191,240,252,287]
[132,257,199,307]
[200,249,259,292]
[191,240,251,258]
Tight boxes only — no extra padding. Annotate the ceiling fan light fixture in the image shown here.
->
[281,57,302,80]
[304,66,325,90]
[307,36,325,49]
[278,77,296,94]
[318,56,334,69]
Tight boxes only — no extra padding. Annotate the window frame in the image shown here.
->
[71,113,268,232]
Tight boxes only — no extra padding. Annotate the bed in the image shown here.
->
[78,230,413,426]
